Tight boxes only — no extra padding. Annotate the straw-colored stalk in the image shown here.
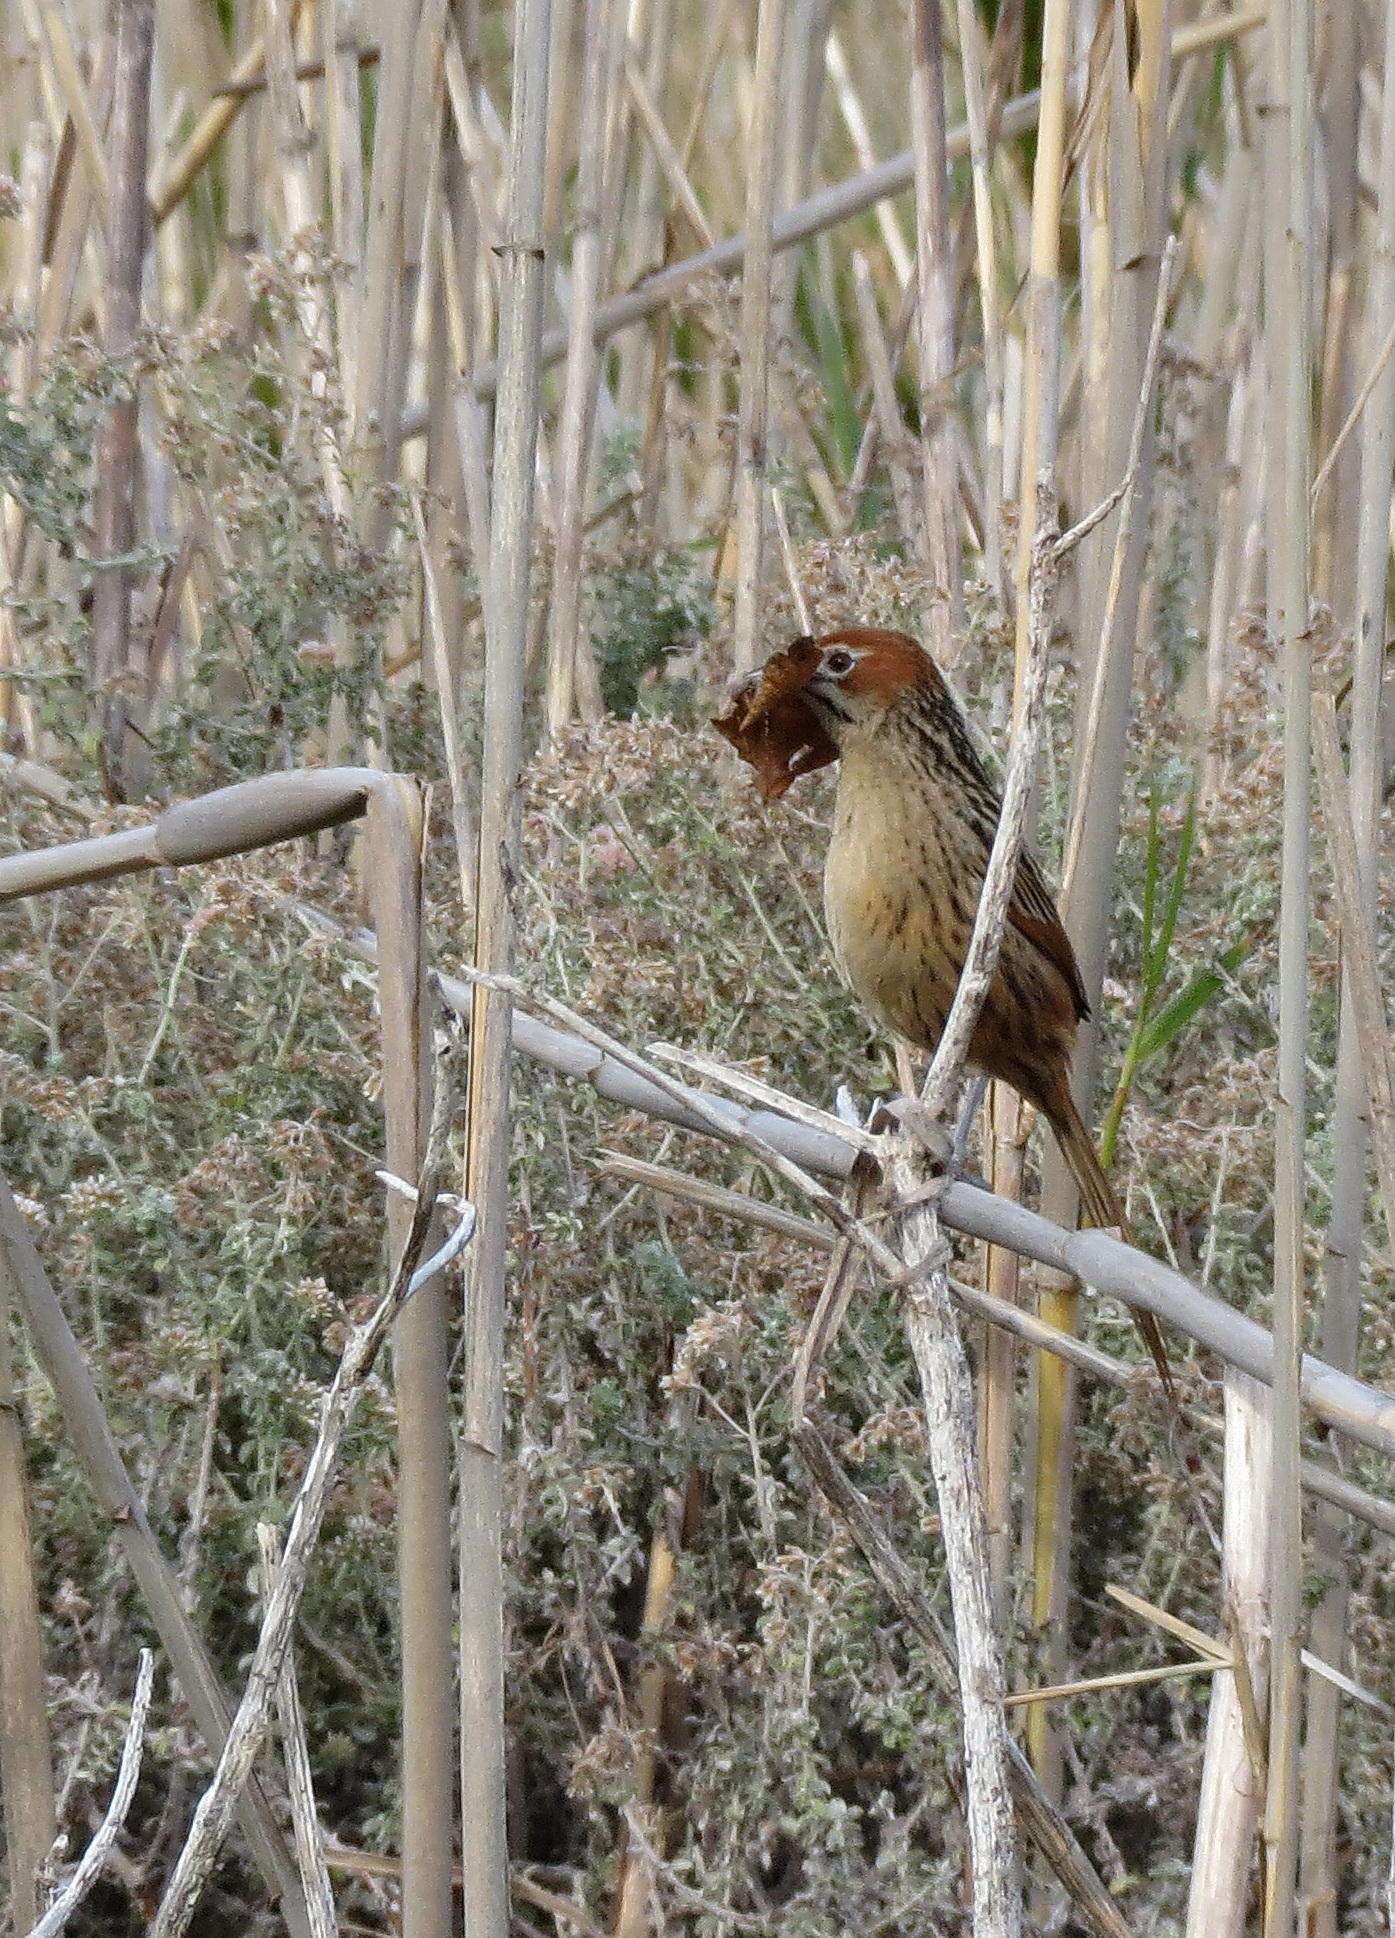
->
[1009,0,1070,1788]
[1031,0,1175,1804]
[1261,0,1314,1924]
[1186,1371,1272,1933]
[730,0,785,674]
[0,1244,56,1931]
[545,0,622,732]
[907,0,962,662]
[90,0,154,798]
[368,780,456,1938]
[1301,1,1395,1922]
[460,0,554,1932]
[953,0,1007,606]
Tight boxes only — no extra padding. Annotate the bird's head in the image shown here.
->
[714,627,941,798]
[794,627,941,738]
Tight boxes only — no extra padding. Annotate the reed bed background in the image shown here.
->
[2,0,1395,1932]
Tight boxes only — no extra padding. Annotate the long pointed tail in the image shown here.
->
[1048,1085,1127,1235]
[1046,1086,1178,1404]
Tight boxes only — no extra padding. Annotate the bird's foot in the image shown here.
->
[874,1082,993,1195]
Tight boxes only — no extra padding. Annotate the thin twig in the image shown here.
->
[27,1652,154,1938]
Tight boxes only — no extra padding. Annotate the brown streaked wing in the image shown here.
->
[1008,849,1091,1022]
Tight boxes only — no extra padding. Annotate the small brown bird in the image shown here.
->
[718,624,1116,1211]
[717,624,1174,1387]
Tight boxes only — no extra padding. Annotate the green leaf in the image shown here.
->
[1134,931,1254,1066]
[1143,784,1198,994]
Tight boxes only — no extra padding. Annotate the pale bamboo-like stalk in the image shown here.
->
[367,780,456,1938]
[320,915,1395,1458]
[460,1,554,1932]
[730,0,785,674]
[907,0,962,662]
[953,0,1007,606]
[849,253,922,556]
[1186,1372,1272,1934]
[1261,0,1314,1923]
[825,32,914,286]
[1301,0,1395,1920]
[90,0,154,799]
[1010,0,1072,1795]
[545,0,622,731]
[1309,1,1359,610]
[0,1242,56,1931]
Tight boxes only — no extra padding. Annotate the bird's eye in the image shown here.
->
[824,649,854,677]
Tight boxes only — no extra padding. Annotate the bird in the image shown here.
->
[716,624,1176,1393]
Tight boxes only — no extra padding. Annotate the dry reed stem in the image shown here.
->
[1262,0,1315,1922]
[545,0,621,731]
[366,780,456,1938]
[730,0,785,674]
[26,1651,154,1938]
[1187,1372,1272,1937]
[460,2,554,1930]
[89,0,153,799]
[257,1527,339,1938]
[1304,0,1395,1914]
[0,1241,57,1931]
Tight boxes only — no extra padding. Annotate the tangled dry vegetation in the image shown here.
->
[6,0,1395,1932]
[5,505,1395,1931]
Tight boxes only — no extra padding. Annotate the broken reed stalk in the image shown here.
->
[1262,0,1315,1924]
[730,0,786,675]
[1186,1372,1272,1937]
[366,779,456,1938]
[257,1527,339,1938]
[1305,0,1395,1913]
[148,1158,456,1938]
[27,1650,154,1938]
[0,1241,57,1930]
[460,1,553,1932]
